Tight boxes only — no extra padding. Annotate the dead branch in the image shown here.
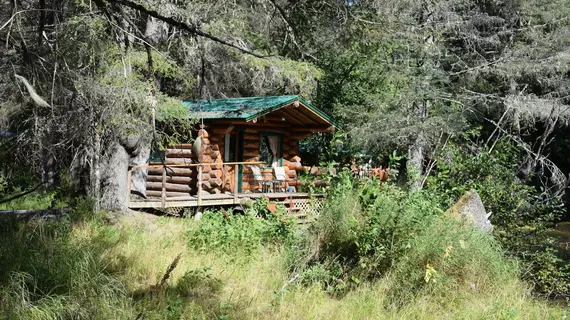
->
[156,253,182,288]
[14,74,51,108]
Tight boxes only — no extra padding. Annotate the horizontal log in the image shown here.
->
[146,182,193,193]
[244,133,259,140]
[290,134,309,140]
[146,190,190,198]
[208,133,223,137]
[148,167,195,176]
[244,145,259,151]
[163,158,194,165]
[147,175,193,184]
[166,149,194,158]
[287,161,303,171]
[171,144,193,149]
[286,139,297,144]
[286,180,302,187]
[244,153,258,159]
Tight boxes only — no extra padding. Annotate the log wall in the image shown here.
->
[145,125,312,197]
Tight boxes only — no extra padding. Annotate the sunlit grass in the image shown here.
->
[1,213,567,319]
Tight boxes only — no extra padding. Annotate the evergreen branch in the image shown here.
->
[105,0,269,58]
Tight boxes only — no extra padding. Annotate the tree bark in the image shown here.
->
[100,142,130,211]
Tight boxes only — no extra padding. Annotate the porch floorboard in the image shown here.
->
[128,192,322,209]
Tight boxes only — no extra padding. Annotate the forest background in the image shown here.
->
[1,0,570,318]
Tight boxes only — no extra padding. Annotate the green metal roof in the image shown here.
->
[182,95,339,128]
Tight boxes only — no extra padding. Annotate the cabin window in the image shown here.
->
[259,133,281,167]
[224,133,238,162]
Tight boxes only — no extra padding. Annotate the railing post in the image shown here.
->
[161,166,166,208]
[234,163,239,203]
[198,164,203,206]
[126,168,132,208]
[222,164,225,193]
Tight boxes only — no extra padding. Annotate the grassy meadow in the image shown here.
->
[1,182,568,319]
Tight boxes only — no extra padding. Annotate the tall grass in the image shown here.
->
[0,178,567,319]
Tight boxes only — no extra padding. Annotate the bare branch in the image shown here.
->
[14,74,51,108]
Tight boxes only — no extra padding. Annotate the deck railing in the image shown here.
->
[127,161,265,208]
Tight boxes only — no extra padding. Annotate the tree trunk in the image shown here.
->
[407,131,425,190]
[100,142,130,211]
[129,136,151,198]
[407,99,428,190]
[92,128,101,213]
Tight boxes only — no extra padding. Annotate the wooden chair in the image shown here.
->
[248,165,272,193]
[272,167,289,192]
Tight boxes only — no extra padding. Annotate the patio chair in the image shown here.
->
[272,167,289,192]
[248,165,272,193]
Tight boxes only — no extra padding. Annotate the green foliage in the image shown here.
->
[0,214,134,319]
[0,203,564,319]
[188,199,296,254]
[293,172,519,306]
[426,138,570,297]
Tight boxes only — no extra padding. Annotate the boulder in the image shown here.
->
[445,190,492,233]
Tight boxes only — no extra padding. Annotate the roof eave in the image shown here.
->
[244,96,342,129]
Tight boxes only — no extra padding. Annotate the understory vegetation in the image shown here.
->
[1,175,568,319]
[2,0,570,318]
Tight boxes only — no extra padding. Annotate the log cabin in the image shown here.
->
[129,95,340,213]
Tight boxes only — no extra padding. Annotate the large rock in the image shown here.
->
[445,190,493,233]
[100,134,150,212]
[127,135,151,198]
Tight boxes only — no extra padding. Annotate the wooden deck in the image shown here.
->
[128,192,323,209]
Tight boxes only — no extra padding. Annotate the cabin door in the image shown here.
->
[224,132,244,192]
[259,133,283,167]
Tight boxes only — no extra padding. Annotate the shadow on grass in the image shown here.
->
[0,214,248,319]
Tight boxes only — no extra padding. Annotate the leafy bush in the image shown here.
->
[294,171,520,305]
[188,198,296,254]
[426,139,570,297]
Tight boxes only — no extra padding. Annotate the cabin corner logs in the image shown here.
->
[145,127,312,197]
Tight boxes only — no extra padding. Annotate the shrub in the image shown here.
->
[295,171,520,306]
[188,198,296,254]
[426,139,570,297]
[390,215,518,304]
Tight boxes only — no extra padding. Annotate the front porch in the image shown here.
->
[127,162,326,217]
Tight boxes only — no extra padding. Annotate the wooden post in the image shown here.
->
[198,165,203,206]
[222,164,226,193]
[234,164,239,203]
[126,168,132,208]
[161,167,166,208]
